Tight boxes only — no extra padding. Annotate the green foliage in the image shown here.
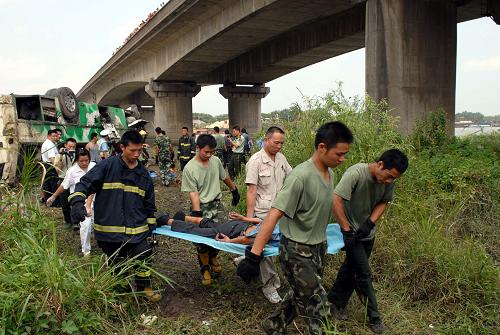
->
[412,108,451,151]
[231,86,499,333]
[0,162,171,334]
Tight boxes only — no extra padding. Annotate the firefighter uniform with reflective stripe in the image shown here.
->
[178,134,195,171]
[69,154,157,292]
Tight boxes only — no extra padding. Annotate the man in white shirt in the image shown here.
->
[41,129,60,203]
[244,126,292,303]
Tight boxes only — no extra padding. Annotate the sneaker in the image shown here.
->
[73,223,79,231]
[262,286,282,304]
[233,255,245,266]
[369,319,386,334]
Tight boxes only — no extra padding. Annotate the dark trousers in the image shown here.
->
[223,150,232,169]
[171,219,249,239]
[60,188,71,224]
[228,153,244,180]
[328,238,380,322]
[97,239,154,290]
[180,159,190,171]
[42,163,58,203]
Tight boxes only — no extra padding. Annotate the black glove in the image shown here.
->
[236,246,263,284]
[231,188,240,206]
[341,229,356,250]
[156,214,170,227]
[71,201,87,223]
[191,210,203,217]
[356,218,375,239]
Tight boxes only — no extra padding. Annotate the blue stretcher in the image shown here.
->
[154,223,344,257]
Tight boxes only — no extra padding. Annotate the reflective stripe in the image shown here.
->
[102,182,146,197]
[179,156,191,160]
[136,270,151,278]
[68,192,87,201]
[147,218,156,225]
[180,143,191,146]
[94,224,149,235]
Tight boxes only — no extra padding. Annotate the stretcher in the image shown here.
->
[154,223,344,257]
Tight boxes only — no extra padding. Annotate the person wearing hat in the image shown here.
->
[98,129,111,160]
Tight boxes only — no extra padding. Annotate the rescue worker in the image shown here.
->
[85,132,100,163]
[245,126,292,304]
[212,126,225,160]
[181,134,240,285]
[138,130,150,167]
[237,121,353,335]
[154,127,173,186]
[98,129,111,160]
[178,126,195,171]
[228,125,244,179]
[327,149,409,334]
[53,137,77,229]
[69,130,161,302]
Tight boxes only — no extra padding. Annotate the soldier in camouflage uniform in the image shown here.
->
[181,134,240,285]
[236,122,353,335]
[154,127,173,186]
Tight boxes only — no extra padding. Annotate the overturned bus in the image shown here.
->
[0,87,143,185]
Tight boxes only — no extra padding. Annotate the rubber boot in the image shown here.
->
[198,252,212,285]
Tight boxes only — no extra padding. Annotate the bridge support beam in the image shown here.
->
[145,81,201,139]
[219,84,270,134]
[365,0,457,135]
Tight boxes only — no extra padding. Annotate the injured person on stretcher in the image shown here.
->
[156,211,281,245]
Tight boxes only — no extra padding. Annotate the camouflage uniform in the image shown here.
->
[263,237,330,335]
[155,135,172,185]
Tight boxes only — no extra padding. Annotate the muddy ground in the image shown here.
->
[46,165,399,335]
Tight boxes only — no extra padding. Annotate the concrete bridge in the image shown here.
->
[77,0,499,137]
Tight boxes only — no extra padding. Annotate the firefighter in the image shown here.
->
[69,130,162,301]
[178,126,195,171]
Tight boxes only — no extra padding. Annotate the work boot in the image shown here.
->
[369,319,386,334]
[198,252,212,285]
[331,304,348,320]
[209,254,222,275]
[143,286,162,302]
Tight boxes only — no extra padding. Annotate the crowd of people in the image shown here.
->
[41,121,408,334]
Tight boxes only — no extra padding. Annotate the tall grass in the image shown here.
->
[0,153,167,334]
[249,87,499,334]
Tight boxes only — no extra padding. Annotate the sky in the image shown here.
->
[0,0,499,116]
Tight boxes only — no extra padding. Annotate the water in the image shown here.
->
[455,126,499,137]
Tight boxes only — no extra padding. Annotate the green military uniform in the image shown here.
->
[213,133,225,160]
[181,156,227,284]
[155,134,172,185]
[228,134,244,179]
[263,159,334,335]
[328,163,394,325]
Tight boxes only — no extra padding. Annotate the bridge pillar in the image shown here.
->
[219,84,270,134]
[145,81,201,139]
[365,0,457,135]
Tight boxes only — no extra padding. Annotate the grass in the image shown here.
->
[0,87,498,334]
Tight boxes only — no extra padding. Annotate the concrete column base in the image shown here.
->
[365,0,457,135]
[145,81,200,140]
[219,84,270,134]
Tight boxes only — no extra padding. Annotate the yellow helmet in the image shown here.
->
[139,130,147,137]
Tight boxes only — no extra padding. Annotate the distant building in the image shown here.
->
[193,119,206,128]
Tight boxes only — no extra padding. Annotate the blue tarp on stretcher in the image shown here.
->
[154,223,344,257]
